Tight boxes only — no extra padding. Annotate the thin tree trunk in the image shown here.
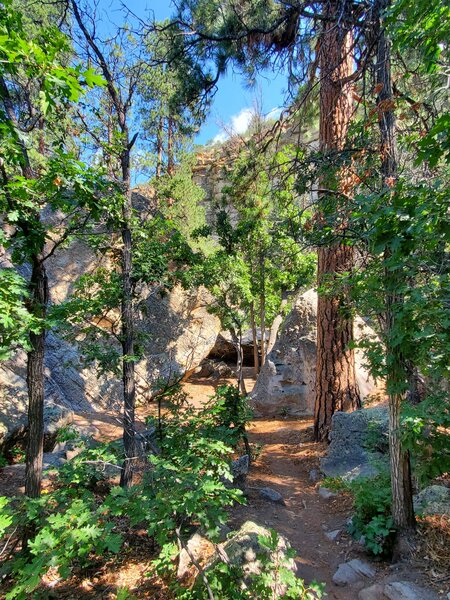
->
[231,328,247,395]
[156,115,163,179]
[25,256,48,499]
[314,4,360,442]
[167,116,174,177]
[119,145,136,488]
[0,75,49,504]
[70,1,139,489]
[106,102,115,179]
[260,296,266,367]
[250,301,259,378]
[259,253,266,367]
[375,0,415,552]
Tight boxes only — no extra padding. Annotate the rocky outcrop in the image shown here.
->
[320,407,388,480]
[359,581,440,600]
[178,521,296,593]
[413,485,450,516]
[251,289,378,417]
[0,284,220,447]
[1,209,221,447]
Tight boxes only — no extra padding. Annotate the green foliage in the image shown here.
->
[194,140,316,349]
[0,269,40,359]
[402,390,450,485]
[250,530,325,600]
[347,473,395,556]
[0,389,250,597]
[389,0,450,74]
[181,529,324,599]
[206,384,252,448]
[135,393,246,548]
[57,441,122,489]
[0,489,123,600]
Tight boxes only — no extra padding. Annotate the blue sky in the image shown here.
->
[95,0,288,146]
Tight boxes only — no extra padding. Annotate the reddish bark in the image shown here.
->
[314,3,361,442]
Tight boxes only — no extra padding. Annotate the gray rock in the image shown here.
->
[42,452,66,470]
[66,447,83,461]
[259,487,285,505]
[44,402,74,435]
[177,533,215,580]
[320,407,389,481]
[135,427,159,457]
[413,485,450,516]
[384,581,440,600]
[203,521,296,594]
[0,258,221,447]
[332,559,376,586]
[231,455,249,487]
[318,487,337,500]
[358,584,385,600]
[251,289,377,417]
[309,468,320,483]
[191,359,234,379]
[325,529,342,542]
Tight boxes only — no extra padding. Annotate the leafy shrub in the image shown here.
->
[180,529,324,599]
[347,472,395,556]
[402,389,450,485]
[0,387,322,598]
[0,489,123,600]
[57,439,123,489]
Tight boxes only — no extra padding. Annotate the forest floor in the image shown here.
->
[0,368,448,598]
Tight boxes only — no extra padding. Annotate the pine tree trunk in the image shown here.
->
[375,0,415,551]
[119,145,136,488]
[314,3,360,441]
[167,116,174,177]
[250,301,260,378]
[25,256,48,499]
[156,116,163,179]
[259,253,266,367]
[315,246,360,441]
[231,328,247,395]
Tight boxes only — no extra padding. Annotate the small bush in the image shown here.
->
[402,390,450,486]
[347,472,395,556]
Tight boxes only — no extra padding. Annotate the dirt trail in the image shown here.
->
[233,417,364,599]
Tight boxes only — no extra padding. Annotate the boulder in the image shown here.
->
[177,533,215,580]
[259,487,285,505]
[384,581,440,600]
[190,359,234,379]
[320,407,389,481]
[231,455,250,488]
[251,289,377,417]
[332,559,376,586]
[413,485,450,516]
[203,521,296,593]
[0,280,220,448]
[0,360,73,446]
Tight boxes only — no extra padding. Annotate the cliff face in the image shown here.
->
[251,289,378,417]
[0,191,221,447]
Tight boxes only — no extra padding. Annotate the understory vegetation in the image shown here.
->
[0,0,449,596]
[0,386,323,599]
